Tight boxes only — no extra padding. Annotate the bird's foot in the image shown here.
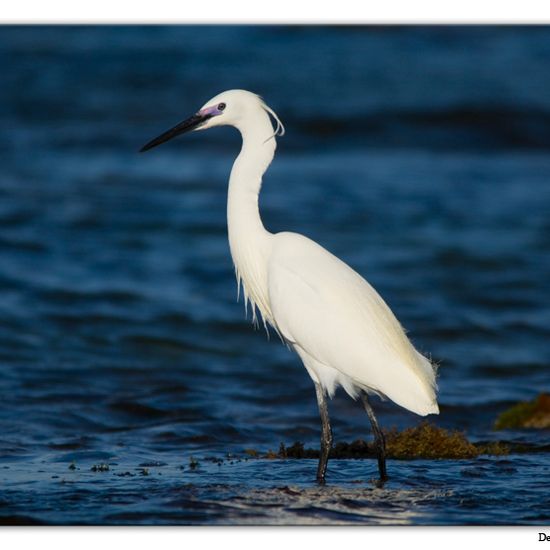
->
[316,474,327,485]
[372,473,388,488]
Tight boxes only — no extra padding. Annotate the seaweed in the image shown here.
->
[494,393,550,430]
[385,422,508,459]
[90,463,110,472]
[269,422,508,460]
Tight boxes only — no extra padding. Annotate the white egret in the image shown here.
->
[140,89,439,483]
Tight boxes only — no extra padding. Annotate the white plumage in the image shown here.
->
[269,232,438,416]
[141,89,439,482]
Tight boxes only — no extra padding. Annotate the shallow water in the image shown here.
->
[0,25,549,525]
[1,455,548,525]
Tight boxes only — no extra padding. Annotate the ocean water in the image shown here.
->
[0,25,548,525]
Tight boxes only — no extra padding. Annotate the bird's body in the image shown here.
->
[141,89,439,482]
[268,232,438,415]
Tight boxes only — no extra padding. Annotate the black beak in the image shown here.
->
[139,112,213,152]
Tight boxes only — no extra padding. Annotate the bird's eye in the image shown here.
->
[217,103,226,111]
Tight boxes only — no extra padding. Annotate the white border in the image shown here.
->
[1,526,548,549]
[0,4,547,545]
[2,0,550,23]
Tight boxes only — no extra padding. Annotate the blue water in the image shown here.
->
[0,25,549,525]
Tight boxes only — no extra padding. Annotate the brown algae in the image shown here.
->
[266,422,508,461]
[494,393,550,430]
[384,422,507,459]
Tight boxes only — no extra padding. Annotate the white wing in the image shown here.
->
[268,231,438,416]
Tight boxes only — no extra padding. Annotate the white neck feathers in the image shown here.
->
[227,108,278,327]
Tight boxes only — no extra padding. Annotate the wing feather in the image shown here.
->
[268,232,438,415]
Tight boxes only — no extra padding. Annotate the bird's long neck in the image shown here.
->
[227,110,276,326]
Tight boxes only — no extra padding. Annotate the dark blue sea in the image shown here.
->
[0,25,549,525]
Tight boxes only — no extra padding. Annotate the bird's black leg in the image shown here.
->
[361,392,388,482]
[314,382,333,484]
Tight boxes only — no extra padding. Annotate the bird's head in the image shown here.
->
[140,89,284,152]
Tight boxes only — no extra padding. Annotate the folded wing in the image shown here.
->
[268,232,438,416]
